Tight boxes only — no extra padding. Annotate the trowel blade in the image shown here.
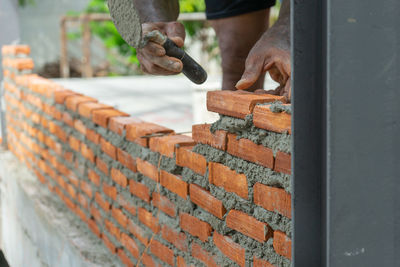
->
[107,0,143,48]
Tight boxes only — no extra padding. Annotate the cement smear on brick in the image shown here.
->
[268,101,292,114]
[210,115,291,155]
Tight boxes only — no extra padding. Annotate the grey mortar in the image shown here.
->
[193,144,291,193]
[268,101,292,114]
[210,115,291,155]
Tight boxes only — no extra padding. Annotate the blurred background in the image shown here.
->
[0,0,280,133]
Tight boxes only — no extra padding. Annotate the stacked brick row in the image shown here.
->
[1,45,292,267]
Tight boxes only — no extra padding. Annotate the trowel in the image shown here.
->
[107,0,207,84]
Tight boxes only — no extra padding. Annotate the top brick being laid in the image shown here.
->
[207,90,291,134]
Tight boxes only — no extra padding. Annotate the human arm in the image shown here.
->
[236,0,291,100]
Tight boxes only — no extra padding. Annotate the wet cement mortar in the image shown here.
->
[268,101,292,114]
[6,81,293,266]
[210,115,291,156]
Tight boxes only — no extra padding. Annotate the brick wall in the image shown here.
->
[1,45,292,267]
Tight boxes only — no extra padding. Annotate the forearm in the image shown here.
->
[268,0,290,45]
[133,0,180,22]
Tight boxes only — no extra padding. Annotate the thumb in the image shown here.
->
[236,60,270,90]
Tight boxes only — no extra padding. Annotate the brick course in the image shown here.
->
[2,45,292,267]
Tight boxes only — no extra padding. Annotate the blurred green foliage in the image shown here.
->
[18,0,34,7]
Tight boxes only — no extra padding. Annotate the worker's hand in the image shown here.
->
[235,26,291,101]
[137,22,186,75]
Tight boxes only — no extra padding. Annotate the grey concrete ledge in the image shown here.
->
[0,149,122,267]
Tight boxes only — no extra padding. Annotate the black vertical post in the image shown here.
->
[292,0,400,266]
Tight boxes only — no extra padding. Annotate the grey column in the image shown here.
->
[292,0,400,266]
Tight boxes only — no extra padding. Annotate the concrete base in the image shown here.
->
[0,149,122,267]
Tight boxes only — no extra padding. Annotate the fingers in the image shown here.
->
[282,79,292,102]
[138,51,183,74]
[235,59,266,90]
[138,22,186,76]
[165,22,186,47]
[142,42,165,57]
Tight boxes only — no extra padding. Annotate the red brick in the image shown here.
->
[109,116,143,136]
[103,183,117,200]
[152,192,176,217]
[62,112,74,127]
[74,120,86,135]
[189,184,226,219]
[105,219,120,239]
[96,157,109,175]
[149,134,195,158]
[90,204,102,222]
[273,231,292,259]
[192,124,227,150]
[141,253,161,267]
[86,129,101,144]
[78,193,89,210]
[75,206,88,222]
[160,170,188,199]
[117,195,137,216]
[54,90,79,104]
[117,249,135,267]
[253,104,291,134]
[78,102,112,118]
[102,234,117,254]
[127,220,149,245]
[227,134,274,169]
[208,162,248,199]
[92,109,129,128]
[117,148,137,172]
[87,219,101,238]
[100,138,117,160]
[65,95,97,112]
[179,213,212,242]
[177,256,190,267]
[6,58,34,70]
[213,232,245,267]
[253,257,274,267]
[191,243,218,267]
[274,151,291,175]
[126,122,173,147]
[111,168,128,187]
[69,136,80,152]
[120,233,140,259]
[254,183,291,218]
[81,143,95,163]
[112,207,128,228]
[138,208,160,233]
[2,45,30,55]
[88,170,100,186]
[80,180,93,198]
[207,90,286,119]
[161,225,188,252]
[150,240,174,266]
[129,180,150,203]
[226,210,272,242]
[63,195,75,211]
[176,146,207,175]
[66,184,76,199]
[137,158,159,182]
[95,192,111,211]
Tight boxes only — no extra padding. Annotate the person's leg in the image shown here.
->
[210,9,270,91]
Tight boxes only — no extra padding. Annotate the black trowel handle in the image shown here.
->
[163,38,207,84]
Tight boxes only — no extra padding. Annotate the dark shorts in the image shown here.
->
[205,0,276,20]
